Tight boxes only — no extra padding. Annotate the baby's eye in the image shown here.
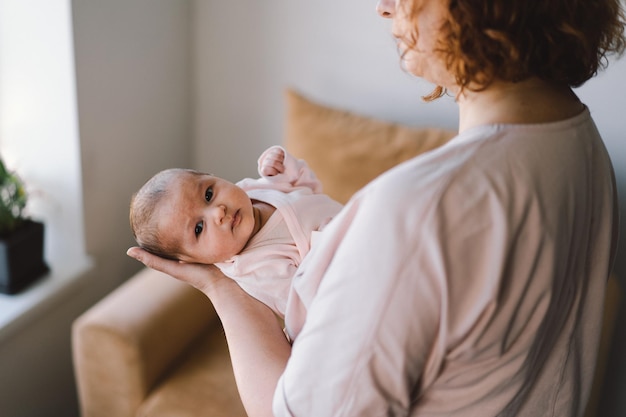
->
[195,221,204,237]
[205,187,213,202]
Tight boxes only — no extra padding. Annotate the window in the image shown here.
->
[0,0,91,337]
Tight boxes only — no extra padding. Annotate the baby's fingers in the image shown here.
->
[260,149,285,176]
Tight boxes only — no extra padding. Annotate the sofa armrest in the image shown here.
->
[72,267,218,417]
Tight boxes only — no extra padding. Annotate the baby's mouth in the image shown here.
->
[231,209,241,230]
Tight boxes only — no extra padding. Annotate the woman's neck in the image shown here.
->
[456,78,585,133]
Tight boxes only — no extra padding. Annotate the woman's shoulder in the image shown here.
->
[358,110,604,229]
[358,128,499,206]
[354,122,559,222]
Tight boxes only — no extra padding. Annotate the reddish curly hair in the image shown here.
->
[403,0,626,100]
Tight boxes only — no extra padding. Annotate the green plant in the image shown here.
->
[0,158,28,236]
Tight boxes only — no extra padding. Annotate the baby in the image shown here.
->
[130,146,343,317]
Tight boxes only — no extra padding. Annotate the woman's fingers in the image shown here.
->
[126,247,217,291]
[126,247,175,273]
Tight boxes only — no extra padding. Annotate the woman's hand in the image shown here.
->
[126,247,228,294]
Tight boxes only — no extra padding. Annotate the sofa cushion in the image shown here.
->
[137,326,247,417]
[72,268,221,417]
[284,89,457,204]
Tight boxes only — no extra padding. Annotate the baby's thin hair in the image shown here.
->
[129,168,206,259]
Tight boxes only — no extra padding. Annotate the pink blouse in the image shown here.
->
[276,109,618,416]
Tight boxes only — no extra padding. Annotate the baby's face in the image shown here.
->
[156,172,256,264]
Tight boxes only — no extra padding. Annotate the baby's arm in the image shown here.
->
[256,145,323,193]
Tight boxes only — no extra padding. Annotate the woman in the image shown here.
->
[128,0,625,415]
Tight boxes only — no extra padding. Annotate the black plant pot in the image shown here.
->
[0,220,49,295]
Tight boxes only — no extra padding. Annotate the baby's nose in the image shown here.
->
[213,205,227,224]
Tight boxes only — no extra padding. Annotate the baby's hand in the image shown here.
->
[260,147,285,176]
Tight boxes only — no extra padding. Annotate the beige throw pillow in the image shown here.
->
[284,89,456,204]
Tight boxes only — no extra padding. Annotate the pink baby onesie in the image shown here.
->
[216,146,343,317]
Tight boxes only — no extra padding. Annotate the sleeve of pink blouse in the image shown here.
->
[273,188,445,416]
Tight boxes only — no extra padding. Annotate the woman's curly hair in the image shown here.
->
[405,0,626,100]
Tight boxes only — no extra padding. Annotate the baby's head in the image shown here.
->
[130,168,191,260]
[130,168,257,264]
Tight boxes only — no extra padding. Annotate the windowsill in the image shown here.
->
[0,254,93,343]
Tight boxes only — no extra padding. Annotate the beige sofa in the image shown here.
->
[72,90,620,417]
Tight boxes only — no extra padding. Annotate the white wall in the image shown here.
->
[74,0,193,263]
